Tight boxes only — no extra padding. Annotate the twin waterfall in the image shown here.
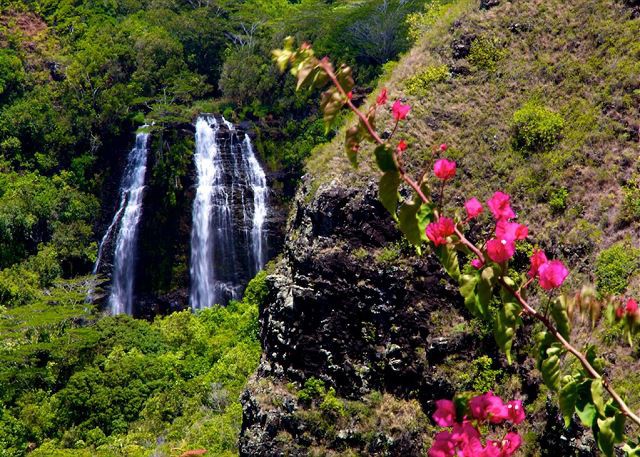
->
[94,116,267,315]
[190,116,267,310]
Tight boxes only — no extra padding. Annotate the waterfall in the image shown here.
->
[95,131,150,315]
[190,115,268,310]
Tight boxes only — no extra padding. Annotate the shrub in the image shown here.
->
[404,64,451,95]
[619,175,640,225]
[511,102,565,153]
[595,242,640,296]
[467,37,507,72]
[548,187,569,214]
[297,377,326,403]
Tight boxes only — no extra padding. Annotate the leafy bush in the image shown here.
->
[467,37,507,72]
[511,102,565,153]
[548,187,569,214]
[404,64,451,95]
[297,377,326,403]
[595,242,640,296]
[619,176,640,225]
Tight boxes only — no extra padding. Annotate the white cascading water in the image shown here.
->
[101,131,150,315]
[190,115,268,310]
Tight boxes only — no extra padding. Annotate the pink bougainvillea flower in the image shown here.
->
[397,140,408,153]
[495,219,528,241]
[616,305,626,319]
[469,392,508,424]
[392,99,411,121]
[428,431,456,457]
[480,442,502,457]
[347,91,353,100]
[451,420,481,449]
[486,238,516,263]
[377,88,388,105]
[426,217,456,246]
[538,260,569,290]
[465,198,483,219]
[439,143,448,152]
[528,249,548,278]
[471,258,484,269]
[499,432,523,457]
[505,400,526,424]
[433,399,456,427]
[626,298,639,315]
[487,191,516,220]
[434,159,457,180]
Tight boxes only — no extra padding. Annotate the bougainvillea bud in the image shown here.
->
[397,140,408,153]
[377,88,388,105]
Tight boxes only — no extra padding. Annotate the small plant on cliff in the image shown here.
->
[274,38,640,456]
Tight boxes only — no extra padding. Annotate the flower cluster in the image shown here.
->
[527,249,569,291]
[423,154,570,291]
[430,392,525,457]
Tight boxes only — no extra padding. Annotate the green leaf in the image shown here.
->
[459,274,481,317]
[494,287,521,364]
[398,201,433,248]
[623,441,640,456]
[379,172,400,219]
[596,416,616,456]
[559,376,578,427]
[477,266,497,318]
[345,125,361,168]
[551,295,571,341]
[436,244,460,282]
[585,345,606,375]
[296,61,320,90]
[453,392,473,422]
[541,345,562,391]
[320,86,346,133]
[576,379,598,427]
[336,65,355,93]
[374,144,397,172]
[591,379,606,417]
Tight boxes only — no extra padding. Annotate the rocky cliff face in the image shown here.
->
[239,177,471,455]
[239,177,598,456]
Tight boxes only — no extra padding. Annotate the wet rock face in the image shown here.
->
[253,178,460,398]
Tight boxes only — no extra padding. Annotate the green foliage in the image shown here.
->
[297,377,327,403]
[619,174,640,225]
[595,242,640,296]
[404,64,450,96]
[467,37,507,72]
[549,187,569,214]
[457,355,503,392]
[511,102,565,153]
[0,282,260,455]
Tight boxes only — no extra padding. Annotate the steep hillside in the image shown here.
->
[240,0,640,455]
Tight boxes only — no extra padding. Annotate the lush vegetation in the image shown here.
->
[0,1,427,454]
[0,271,266,456]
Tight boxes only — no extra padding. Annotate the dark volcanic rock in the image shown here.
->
[452,33,476,59]
[255,178,459,398]
[480,0,500,9]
